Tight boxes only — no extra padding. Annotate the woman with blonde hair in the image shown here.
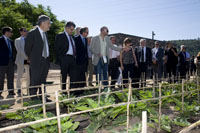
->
[120,38,138,88]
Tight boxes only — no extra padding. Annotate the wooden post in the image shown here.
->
[158,83,162,132]
[98,81,102,105]
[126,79,132,133]
[67,75,70,113]
[122,73,124,90]
[85,72,88,87]
[20,86,23,107]
[182,79,185,113]
[98,74,100,86]
[55,91,62,133]
[178,72,181,84]
[153,75,155,98]
[197,76,200,104]
[41,84,46,118]
[60,74,62,90]
[142,111,147,133]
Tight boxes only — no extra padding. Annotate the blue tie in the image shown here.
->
[7,39,12,58]
[82,38,86,46]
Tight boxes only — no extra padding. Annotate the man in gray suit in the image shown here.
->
[15,28,29,96]
[25,15,51,101]
[90,26,123,86]
[152,41,164,79]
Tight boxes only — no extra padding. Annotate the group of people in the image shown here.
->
[0,14,199,102]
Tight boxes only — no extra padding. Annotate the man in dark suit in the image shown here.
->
[164,42,178,82]
[152,41,164,79]
[55,21,77,94]
[75,27,89,90]
[135,39,152,85]
[25,15,51,101]
[0,27,16,99]
[178,45,187,79]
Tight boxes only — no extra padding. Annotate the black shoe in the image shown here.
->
[45,98,52,102]
[89,84,94,87]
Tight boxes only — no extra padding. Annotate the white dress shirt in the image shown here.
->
[141,46,146,62]
[109,44,120,59]
[152,47,158,60]
[37,26,49,57]
[64,31,75,55]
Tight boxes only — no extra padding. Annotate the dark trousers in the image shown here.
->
[76,64,88,87]
[152,63,163,79]
[166,63,177,78]
[60,55,77,90]
[0,59,14,95]
[30,57,49,96]
[109,58,119,88]
[179,64,186,79]
[123,64,134,87]
[122,63,139,88]
[138,62,147,86]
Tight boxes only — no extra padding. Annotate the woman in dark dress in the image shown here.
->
[120,38,138,88]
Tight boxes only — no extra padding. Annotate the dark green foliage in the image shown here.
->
[171,39,200,56]
[0,0,65,62]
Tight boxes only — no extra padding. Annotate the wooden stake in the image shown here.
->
[67,75,70,113]
[182,79,185,113]
[158,83,162,132]
[60,74,62,90]
[142,111,147,133]
[197,76,200,104]
[179,120,200,133]
[126,79,132,133]
[41,84,46,118]
[55,91,62,133]
[98,81,102,105]
[153,75,155,98]
[20,86,23,107]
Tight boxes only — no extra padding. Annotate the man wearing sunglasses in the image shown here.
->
[90,26,122,87]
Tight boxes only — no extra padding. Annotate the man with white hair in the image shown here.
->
[25,15,51,101]
[152,41,164,79]
[178,45,188,79]
[135,39,152,86]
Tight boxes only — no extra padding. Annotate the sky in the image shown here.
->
[16,0,200,41]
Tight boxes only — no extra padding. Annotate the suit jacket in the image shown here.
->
[178,52,187,66]
[75,35,88,65]
[135,46,152,66]
[25,27,48,70]
[152,47,164,64]
[0,36,16,66]
[15,37,27,65]
[55,32,76,64]
[165,47,178,65]
[90,35,121,65]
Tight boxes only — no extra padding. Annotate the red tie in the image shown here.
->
[69,36,76,56]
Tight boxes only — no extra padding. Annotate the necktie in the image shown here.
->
[7,39,12,58]
[70,36,76,56]
[82,38,86,46]
[141,47,144,62]
[42,32,48,58]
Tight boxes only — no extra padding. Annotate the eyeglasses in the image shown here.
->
[105,29,109,33]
